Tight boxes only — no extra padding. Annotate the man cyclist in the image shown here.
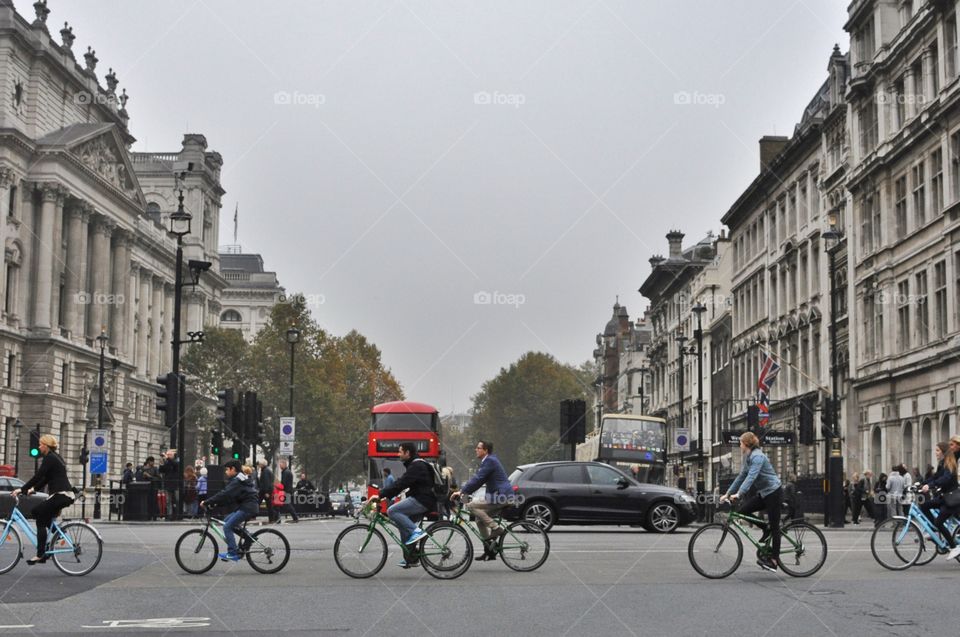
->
[370,442,438,568]
[720,431,783,572]
[451,440,514,561]
[200,459,259,561]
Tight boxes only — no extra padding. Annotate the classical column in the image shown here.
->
[923,48,935,107]
[110,230,131,356]
[50,191,65,330]
[33,182,61,331]
[128,263,140,367]
[87,214,114,339]
[151,275,163,377]
[163,283,174,373]
[62,201,89,338]
[904,66,916,120]
[138,270,150,375]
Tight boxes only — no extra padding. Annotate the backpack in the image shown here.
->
[414,459,448,499]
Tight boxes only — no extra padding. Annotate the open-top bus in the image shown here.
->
[366,401,441,498]
[576,413,667,484]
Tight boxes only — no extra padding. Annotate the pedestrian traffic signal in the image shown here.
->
[216,389,234,433]
[820,399,837,439]
[231,440,243,460]
[211,430,223,455]
[155,373,179,430]
[29,429,40,458]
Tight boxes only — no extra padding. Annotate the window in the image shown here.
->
[857,17,875,64]
[859,101,878,156]
[912,58,924,106]
[5,354,13,388]
[894,77,906,129]
[948,15,958,80]
[895,175,908,236]
[220,310,242,323]
[952,131,960,201]
[861,191,880,255]
[916,271,929,346]
[769,208,777,245]
[864,294,876,360]
[811,240,820,295]
[549,464,585,484]
[932,44,940,95]
[586,465,624,486]
[931,148,944,216]
[898,280,911,349]
[912,161,926,228]
[770,273,778,317]
[3,263,16,315]
[799,248,808,300]
[935,261,947,339]
[799,183,808,227]
[6,185,15,219]
[61,362,69,394]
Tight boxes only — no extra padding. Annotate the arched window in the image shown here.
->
[220,310,242,323]
[145,202,162,224]
[920,419,932,470]
[871,426,882,473]
[940,415,951,446]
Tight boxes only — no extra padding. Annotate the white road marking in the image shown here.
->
[82,618,211,629]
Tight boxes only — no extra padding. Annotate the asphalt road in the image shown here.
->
[0,517,952,636]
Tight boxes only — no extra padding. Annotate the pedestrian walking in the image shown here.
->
[197,467,208,501]
[140,456,160,520]
[276,460,299,523]
[886,467,905,519]
[257,460,277,523]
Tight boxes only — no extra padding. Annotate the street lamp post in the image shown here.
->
[638,367,648,415]
[285,325,300,467]
[823,226,844,528]
[675,333,688,487]
[93,329,108,520]
[692,302,707,515]
[12,419,21,479]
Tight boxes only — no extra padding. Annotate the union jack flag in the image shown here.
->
[756,352,781,428]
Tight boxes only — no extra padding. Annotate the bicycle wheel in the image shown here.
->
[174,529,218,574]
[246,529,290,574]
[51,522,103,576]
[914,532,939,567]
[498,521,549,572]
[0,524,21,574]
[334,524,387,578]
[419,521,472,580]
[871,517,922,570]
[688,523,743,579]
[777,521,827,577]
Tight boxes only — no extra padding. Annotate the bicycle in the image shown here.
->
[688,500,827,579]
[334,499,473,579]
[427,498,549,572]
[870,486,960,570]
[174,511,290,574]
[0,494,103,576]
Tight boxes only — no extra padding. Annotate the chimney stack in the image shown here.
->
[759,136,789,172]
[666,230,684,258]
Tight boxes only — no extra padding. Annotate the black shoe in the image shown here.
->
[757,557,778,572]
[26,557,48,566]
[474,551,496,562]
[758,525,771,544]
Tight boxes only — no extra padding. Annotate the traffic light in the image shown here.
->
[29,429,40,458]
[821,398,837,439]
[79,447,89,465]
[216,389,234,433]
[211,430,223,456]
[231,439,243,460]
[243,391,257,444]
[746,405,759,431]
[798,396,815,445]
[155,373,179,430]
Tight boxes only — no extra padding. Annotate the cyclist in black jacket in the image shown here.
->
[11,434,75,565]
[919,441,960,560]
[200,460,259,561]
[371,443,438,567]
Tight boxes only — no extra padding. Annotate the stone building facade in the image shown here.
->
[0,1,225,488]
[217,249,283,341]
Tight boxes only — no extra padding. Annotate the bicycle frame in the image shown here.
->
[1,505,76,557]
[897,501,959,550]
[354,505,447,558]
[720,509,806,556]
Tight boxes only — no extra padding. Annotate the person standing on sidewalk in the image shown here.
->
[257,460,277,523]
[886,467,905,519]
[276,460,299,523]
[158,449,179,520]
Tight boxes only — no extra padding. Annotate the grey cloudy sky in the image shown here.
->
[64,0,847,413]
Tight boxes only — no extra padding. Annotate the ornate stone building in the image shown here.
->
[217,249,283,341]
[0,1,225,488]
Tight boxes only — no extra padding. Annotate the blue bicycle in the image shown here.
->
[870,486,960,570]
[0,495,103,576]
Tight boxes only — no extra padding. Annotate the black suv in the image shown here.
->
[508,461,696,532]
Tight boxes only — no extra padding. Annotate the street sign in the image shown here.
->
[279,441,294,455]
[90,451,107,474]
[722,430,795,446]
[91,429,108,453]
[676,428,690,452]
[279,417,295,443]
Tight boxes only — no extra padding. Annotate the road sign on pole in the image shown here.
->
[676,428,690,452]
[90,452,108,474]
[279,418,295,442]
[91,429,108,453]
[279,441,294,456]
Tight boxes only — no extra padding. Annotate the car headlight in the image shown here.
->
[678,493,696,504]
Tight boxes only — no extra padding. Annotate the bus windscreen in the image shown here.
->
[372,412,436,432]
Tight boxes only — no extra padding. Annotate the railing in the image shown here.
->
[131,152,179,163]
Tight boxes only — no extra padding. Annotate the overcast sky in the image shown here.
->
[62,0,848,413]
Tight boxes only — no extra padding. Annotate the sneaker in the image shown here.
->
[405,529,427,545]
[218,551,242,562]
[398,558,420,568]
[947,546,960,561]
[757,557,778,572]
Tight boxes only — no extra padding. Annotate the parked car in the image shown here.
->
[509,461,697,533]
[0,479,51,518]
[328,493,355,517]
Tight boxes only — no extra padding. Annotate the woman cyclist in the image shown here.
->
[720,431,783,572]
[10,435,75,565]
[919,441,960,560]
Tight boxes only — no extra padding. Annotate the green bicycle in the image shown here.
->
[174,512,290,574]
[688,502,827,579]
[426,498,549,572]
[334,500,473,579]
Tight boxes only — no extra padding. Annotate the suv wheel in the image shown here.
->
[522,502,555,532]
[647,502,679,533]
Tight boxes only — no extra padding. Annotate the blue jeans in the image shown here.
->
[387,498,428,543]
[223,510,251,554]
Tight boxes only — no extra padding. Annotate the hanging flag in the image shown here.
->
[756,351,781,428]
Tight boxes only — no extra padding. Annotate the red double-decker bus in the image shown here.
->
[366,401,441,498]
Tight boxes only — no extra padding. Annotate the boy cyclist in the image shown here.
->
[200,460,260,561]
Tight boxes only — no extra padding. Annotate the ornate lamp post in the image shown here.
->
[822,223,844,528]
